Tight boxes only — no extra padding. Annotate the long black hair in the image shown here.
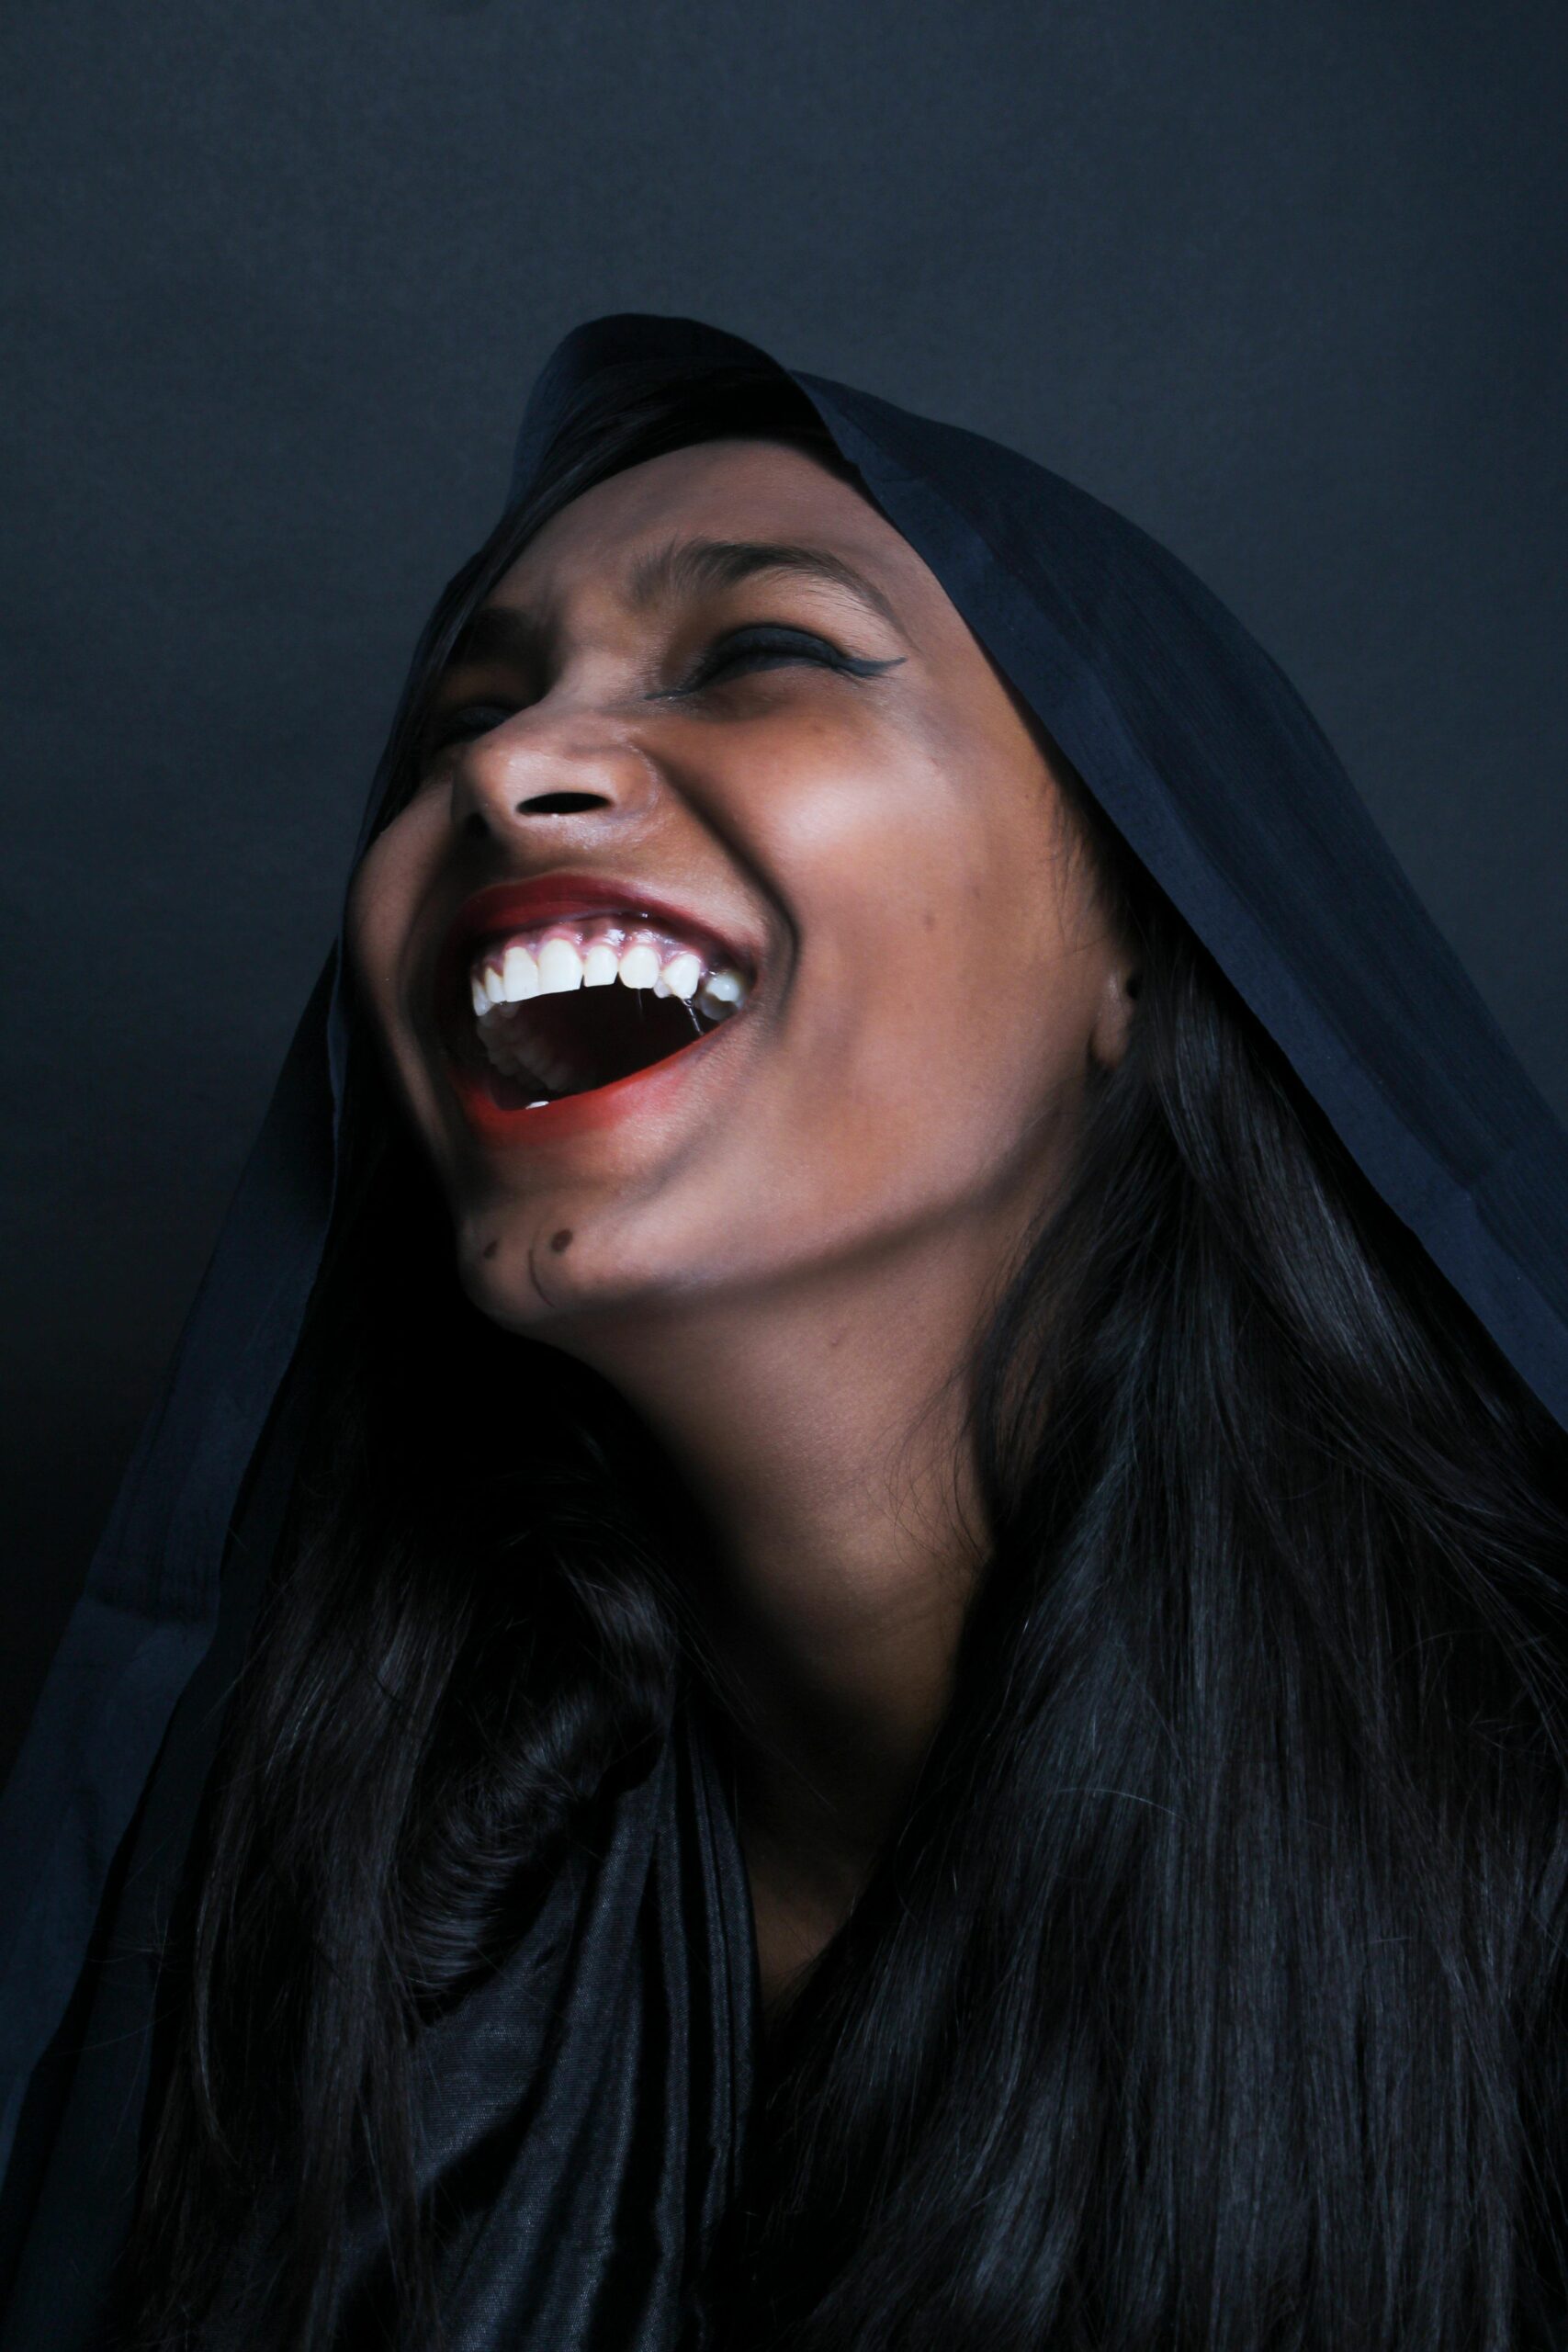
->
[122,362,1568,2350]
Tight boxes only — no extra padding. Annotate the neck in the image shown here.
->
[552,1229,1008,2008]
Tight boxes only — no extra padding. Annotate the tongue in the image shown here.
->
[489,989,706,1097]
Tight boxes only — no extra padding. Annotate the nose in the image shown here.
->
[448,701,662,850]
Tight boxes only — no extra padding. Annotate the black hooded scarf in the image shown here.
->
[3,313,1566,2348]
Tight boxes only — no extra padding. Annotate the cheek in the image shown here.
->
[784,932,1084,1223]
[668,768,1085,1249]
[766,733,1070,1124]
[345,806,439,1023]
[345,837,396,1005]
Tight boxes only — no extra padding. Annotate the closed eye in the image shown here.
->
[675,625,902,695]
[418,625,901,758]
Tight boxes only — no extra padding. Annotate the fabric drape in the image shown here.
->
[4,312,1565,2348]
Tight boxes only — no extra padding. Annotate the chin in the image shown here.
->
[452,1209,641,1335]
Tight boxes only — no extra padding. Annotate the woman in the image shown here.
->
[2,315,1566,2351]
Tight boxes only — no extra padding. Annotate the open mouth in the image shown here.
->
[440,910,755,1111]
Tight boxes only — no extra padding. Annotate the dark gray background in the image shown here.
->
[3,1,1564,1773]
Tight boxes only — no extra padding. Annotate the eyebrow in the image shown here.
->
[625,537,912,642]
[444,534,911,674]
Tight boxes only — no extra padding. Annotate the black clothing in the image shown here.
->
[4,313,1565,2347]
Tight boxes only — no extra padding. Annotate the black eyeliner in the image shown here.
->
[671,624,906,695]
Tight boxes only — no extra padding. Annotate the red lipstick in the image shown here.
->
[431,870,761,1148]
[444,1018,742,1146]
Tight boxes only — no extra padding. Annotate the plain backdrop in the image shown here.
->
[3,0,1564,1774]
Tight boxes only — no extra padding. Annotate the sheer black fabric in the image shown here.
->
[3,312,1565,2347]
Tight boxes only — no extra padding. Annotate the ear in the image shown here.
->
[1089,960,1141,1071]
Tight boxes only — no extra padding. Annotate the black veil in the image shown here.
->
[3,312,1565,2346]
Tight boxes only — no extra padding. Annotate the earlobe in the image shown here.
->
[1091,964,1141,1070]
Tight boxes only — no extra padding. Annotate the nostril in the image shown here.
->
[517,791,606,816]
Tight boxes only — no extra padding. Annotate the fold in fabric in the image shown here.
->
[191,1707,755,2352]
[0,949,341,2194]
[4,312,1565,2347]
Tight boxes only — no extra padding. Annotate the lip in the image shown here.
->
[443,1014,748,1146]
[430,869,762,1148]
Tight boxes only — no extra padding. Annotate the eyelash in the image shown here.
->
[422,625,888,756]
[679,623,878,691]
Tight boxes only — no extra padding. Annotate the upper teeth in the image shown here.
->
[468,919,751,1024]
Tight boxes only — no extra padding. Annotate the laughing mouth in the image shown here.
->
[451,912,754,1104]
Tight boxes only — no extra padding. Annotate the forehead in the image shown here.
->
[490,435,939,621]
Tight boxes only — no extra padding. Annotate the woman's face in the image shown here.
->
[348,435,1133,1342]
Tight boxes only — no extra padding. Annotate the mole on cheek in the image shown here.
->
[549,1228,574,1254]
[481,1240,499,1261]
